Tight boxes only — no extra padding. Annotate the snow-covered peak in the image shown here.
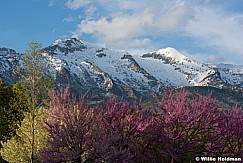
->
[52,39,62,46]
[52,38,84,48]
[155,47,188,61]
[46,38,86,55]
[140,46,216,87]
[1,38,242,100]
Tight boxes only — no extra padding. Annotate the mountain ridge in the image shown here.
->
[1,38,243,100]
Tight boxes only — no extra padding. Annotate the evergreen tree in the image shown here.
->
[0,81,29,140]
[0,80,29,162]
[8,81,29,137]
[0,80,13,143]
[0,80,12,108]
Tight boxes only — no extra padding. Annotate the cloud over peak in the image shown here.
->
[71,0,193,50]
[63,0,243,63]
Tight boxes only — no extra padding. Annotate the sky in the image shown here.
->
[1,0,243,64]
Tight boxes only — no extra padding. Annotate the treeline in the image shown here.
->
[0,41,242,162]
[186,86,243,107]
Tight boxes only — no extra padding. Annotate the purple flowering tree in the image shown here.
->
[147,89,226,162]
[40,88,95,162]
[219,106,243,156]
[40,88,242,162]
[89,98,151,162]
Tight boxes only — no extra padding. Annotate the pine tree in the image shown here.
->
[8,81,29,137]
[0,80,13,143]
[0,80,13,163]
[0,80,12,108]
[10,81,29,114]
[0,80,29,162]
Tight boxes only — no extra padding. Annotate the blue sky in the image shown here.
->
[1,0,243,64]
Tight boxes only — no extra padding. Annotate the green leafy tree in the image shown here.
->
[0,108,47,163]
[19,41,54,107]
[17,40,54,163]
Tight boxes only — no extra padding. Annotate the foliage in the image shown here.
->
[0,80,28,142]
[40,88,151,163]
[16,40,54,163]
[89,98,151,163]
[8,81,29,133]
[219,107,243,156]
[186,86,243,107]
[19,40,54,108]
[0,41,54,163]
[0,108,47,163]
[39,88,242,162]
[0,80,12,108]
[0,80,29,162]
[147,89,222,162]
[10,81,29,114]
[40,88,94,162]
[0,80,13,143]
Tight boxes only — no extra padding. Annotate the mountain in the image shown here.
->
[1,38,243,100]
[0,47,19,84]
[214,63,243,87]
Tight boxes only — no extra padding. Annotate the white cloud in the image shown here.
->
[66,0,93,10]
[62,16,74,22]
[72,0,193,50]
[66,0,151,11]
[186,7,243,57]
[85,5,96,19]
[73,13,152,49]
[155,1,194,31]
[64,0,243,64]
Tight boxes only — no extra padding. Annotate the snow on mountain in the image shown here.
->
[136,47,216,87]
[157,47,188,61]
[214,63,243,86]
[1,38,242,99]
[43,38,158,98]
[0,48,19,84]
[0,47,17,56]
